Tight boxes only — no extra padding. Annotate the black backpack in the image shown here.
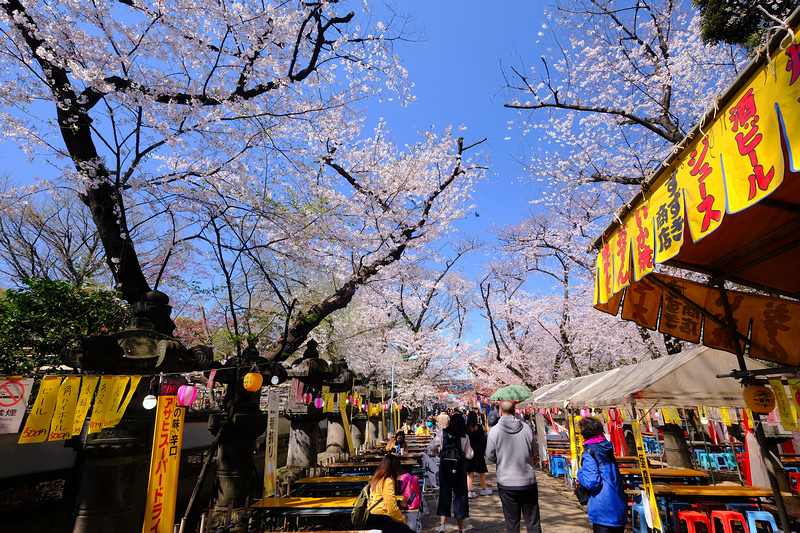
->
[439,433,462,476]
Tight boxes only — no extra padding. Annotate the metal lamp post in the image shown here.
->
[389,354,419,433]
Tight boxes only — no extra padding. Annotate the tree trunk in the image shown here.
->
[661,423,693,468]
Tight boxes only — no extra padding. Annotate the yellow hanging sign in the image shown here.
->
[143,377,185,533]
[48,375,81,441]
[19,376,61,443]
[768,379,798,431]
[632,417,662,530]
[106,376,141,428]
[88,376,115,434]
[72,376,98,436]
[339,393,354,454]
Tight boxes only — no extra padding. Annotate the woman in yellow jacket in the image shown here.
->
[366,454,415,533]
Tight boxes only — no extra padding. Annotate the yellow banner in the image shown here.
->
[632,418,662,530]
[19,376,61,443]
[720,407,732,427]
[595,24,800,300]
[89,376,115,434]
[48,376,80,441]
[340,393,354,453]
[106,376,141,428]
[101,376,130,428]
[264,389,279,497]
[72,376,98,436]
[143,391,185,533]
[769,379,799,431]
[569,414,578,478]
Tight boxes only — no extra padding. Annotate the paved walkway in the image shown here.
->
[420,466,593,533]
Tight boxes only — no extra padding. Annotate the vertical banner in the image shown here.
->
[143,377,186,533]
[101,376,131,428]
[89,376,115,434]
[339,393,354,454]
[49,375,81,441]
[19,376,61,443]
[768,379,799,431]
[632,417,662,530]
[72,376,99,436]
[568,414,579,479]
[263,389,279,497]
[0,377,33,434]
[106,376,142,428]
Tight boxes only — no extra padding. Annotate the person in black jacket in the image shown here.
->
[466,411,491,498]
[576,417,627,533]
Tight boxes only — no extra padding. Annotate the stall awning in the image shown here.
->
[527,346,767,409]
[592,9,800,306]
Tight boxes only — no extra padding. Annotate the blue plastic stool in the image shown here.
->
[745,510,780,533]
[668,502,694,533]
[551,456,567,477]
[727,503,759,515]
[712,453,729,470]
[631,502,650,533]
[723,452,737,470]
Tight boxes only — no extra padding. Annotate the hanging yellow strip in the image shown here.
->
[720,407,731,427]
[49,375,81,441]
[632,418,662,530]
[768,379,798,431]
[89,376,115,434]
[72,376,99,436]
[19,376,62,444]
[339,393,354,453]
[107,376,141,428]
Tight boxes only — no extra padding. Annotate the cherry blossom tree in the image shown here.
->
[476,0,751,383]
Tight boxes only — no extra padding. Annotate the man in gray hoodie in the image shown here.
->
[485,400,541,533]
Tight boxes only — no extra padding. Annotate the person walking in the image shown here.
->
[485,400,541,533]
[576,417,627,533]
[365,454,415,533]
[428,412,474,533]
[466,411,491,498]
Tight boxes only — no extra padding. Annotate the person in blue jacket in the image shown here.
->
[576,416,627,533]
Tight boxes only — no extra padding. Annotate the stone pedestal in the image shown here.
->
[661,423,693,468]
[350,423,364,449]
[366,418,379,445]
[326,418,348,455]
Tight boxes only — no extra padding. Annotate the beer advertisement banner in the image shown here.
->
[18,375,61,443]
[48,376,81,441]
[264,389,279,498]
[595,25,800,305]
[143,378,185,533]
[72,376,99,436]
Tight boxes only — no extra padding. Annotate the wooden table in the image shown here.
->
[325,460,420,474]
[251,496,360,516]
[619,467,710,484]
[293,476,370,496]
[352,453,423,462]
[648,484,780,500]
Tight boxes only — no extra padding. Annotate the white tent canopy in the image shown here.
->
[522,346,768,409]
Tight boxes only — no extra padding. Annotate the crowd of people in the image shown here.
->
[365,401,626,533]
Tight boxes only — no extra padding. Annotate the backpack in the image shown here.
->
[351,484,382,528]
[399,472,421,510]
[439,433,463,476]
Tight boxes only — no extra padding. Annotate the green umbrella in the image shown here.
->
[489,384,532,402]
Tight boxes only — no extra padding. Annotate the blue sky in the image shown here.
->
[367,1,550,282]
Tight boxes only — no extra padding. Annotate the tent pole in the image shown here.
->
[716,284,792,533]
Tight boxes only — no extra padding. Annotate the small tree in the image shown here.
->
[0,279,129,374]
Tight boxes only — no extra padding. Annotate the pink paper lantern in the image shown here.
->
[313,397,324,409]
[580,409,590,417]
[177,385,198,407]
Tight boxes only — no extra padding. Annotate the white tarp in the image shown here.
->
[525,346,768,409]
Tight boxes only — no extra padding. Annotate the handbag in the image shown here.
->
[574,449,605,505]
[351,484,382,527]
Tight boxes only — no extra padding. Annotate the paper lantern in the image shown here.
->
[314,397,324,409]
[143,394,158,410]
[743,385,775,413]
[177,385,198,407]
[302,393,312,405]
[243,372,263,392]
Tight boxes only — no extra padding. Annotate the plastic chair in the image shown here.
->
[631,502,650,533]
[744,510,779,533]
[709,510,749,533]
[713,453,729,470]
[551,456,568,477]
[783,465,799,473]
[677,510,711,533]
[668,502,695,533]
[695,502,728,517]
[724,452,737,470]
[726,503,758,516]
